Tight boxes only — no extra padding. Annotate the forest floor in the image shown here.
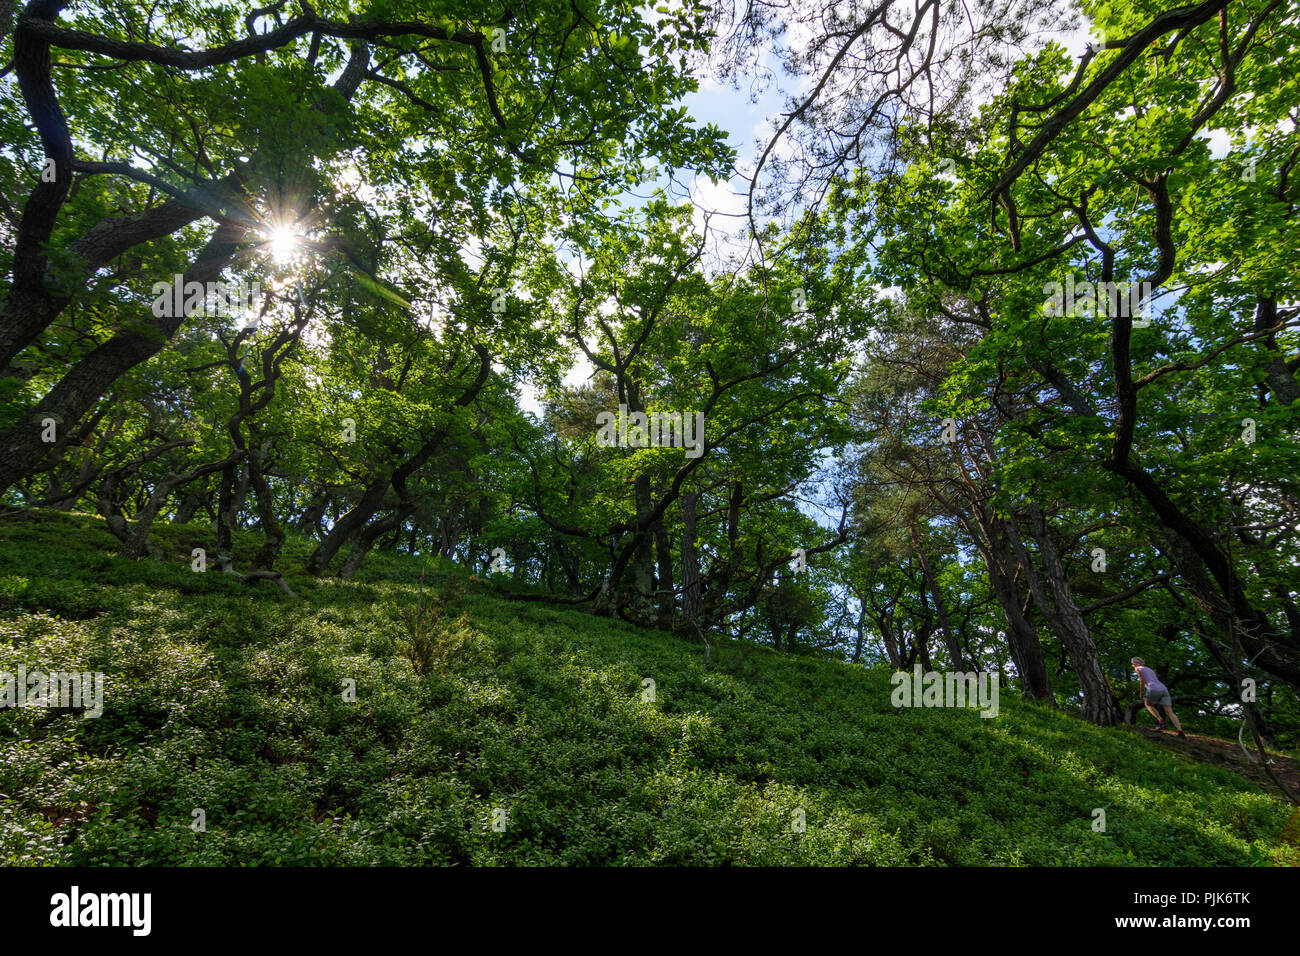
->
[1135,725,1300,803]
[2,509,1299,865]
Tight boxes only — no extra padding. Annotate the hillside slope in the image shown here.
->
[1,511,1297,866]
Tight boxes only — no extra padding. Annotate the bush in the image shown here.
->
[396,567,465,676]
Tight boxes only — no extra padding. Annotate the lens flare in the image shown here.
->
[267,225,300,264]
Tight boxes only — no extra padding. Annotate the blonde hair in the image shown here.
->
[1130,657,1144,665]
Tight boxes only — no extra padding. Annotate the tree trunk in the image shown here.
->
[97,469,129,543]
[122,451,242,559]
[214,456,242,572]
[851,603,868,664]
[627,473,657,623]
[174,489,204,524]
[911,521,964,670]
[307,476,393,574]
[0,222,245,491]
[1255,298,1300,405]
[248,442,285,572]
[306,346,490,576]
[966,508,1053,700]
[339,507,409,579]
[1016,507,1118,724]
[681,491,702,624]
[295,496,329,535]
[875,608,903,668]
[654,517,674,626]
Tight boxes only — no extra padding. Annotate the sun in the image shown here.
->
[267,224,301,264]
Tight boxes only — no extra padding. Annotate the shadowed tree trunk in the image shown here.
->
[173,489,205,524]
[1011,506,1118,725]
[910,520,965,670]
[121,451,244,559]
[654,517,674,626]
[0,221,246,491]
[680,491,702,625]
[306,345,490,576]
[954,503,1053,700]
[627,473,657,623]
[339,506,410,579]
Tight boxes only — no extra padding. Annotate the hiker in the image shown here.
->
[1131,657,1186,738]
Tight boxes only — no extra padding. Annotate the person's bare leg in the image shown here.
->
[1162,705,1182,733]
[1144,701,1162,723]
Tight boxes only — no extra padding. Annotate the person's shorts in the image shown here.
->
[1145,688,1172,707]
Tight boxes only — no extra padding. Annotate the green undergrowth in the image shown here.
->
[1,510,1296,866]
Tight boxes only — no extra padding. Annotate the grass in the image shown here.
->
[0,509,1297,865]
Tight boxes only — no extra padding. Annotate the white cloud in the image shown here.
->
[683,173,751,271]
[686,174,746,229]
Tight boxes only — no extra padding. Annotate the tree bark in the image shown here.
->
[654,516,674,626]
[681,491,702,624]
[1014,507,1119,724]
[910,521,965,670]
[0,221,245,491]
[626,473,657,623]
[305,345,489,575]
[173,489,205,524]
[121,450,243,559]
[959,505,1053,700]
[339,507,409,579]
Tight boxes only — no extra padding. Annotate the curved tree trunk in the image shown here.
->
[964,509,1053,700]
[654,516,674,627]
[339,508,408,579]
[0,222,246,492]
